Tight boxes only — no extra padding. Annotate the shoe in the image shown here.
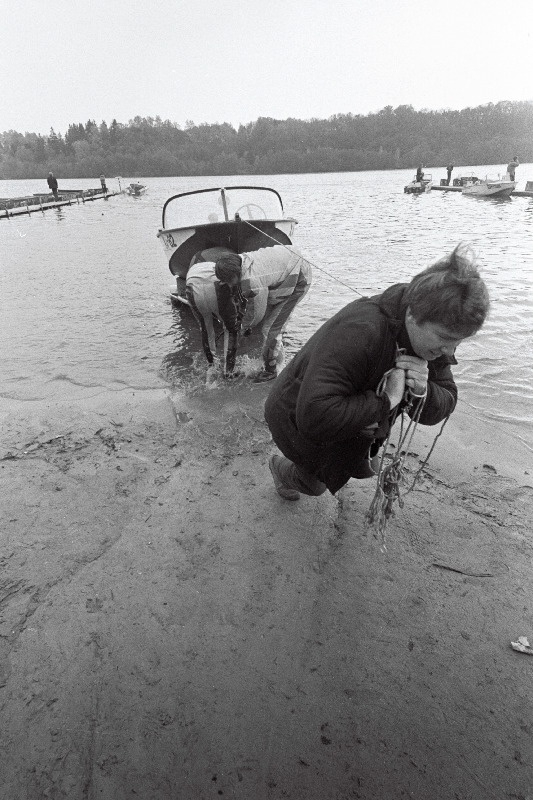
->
[253,368,277,383]
[268,455,300,500]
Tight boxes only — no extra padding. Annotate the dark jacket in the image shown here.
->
[264,283,457,493]
[47,175,58,191]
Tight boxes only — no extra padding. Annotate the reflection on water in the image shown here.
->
[1,170,532,442]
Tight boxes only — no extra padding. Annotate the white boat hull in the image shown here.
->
[157,218,296,266]
[462,180,516,198]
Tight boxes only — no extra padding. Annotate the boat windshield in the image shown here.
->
[162,187,285,230]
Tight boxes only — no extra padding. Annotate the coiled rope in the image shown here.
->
[367,368,426,547]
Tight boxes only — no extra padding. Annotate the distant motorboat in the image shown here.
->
[462,177,516,198]
[404,173,433,194]
[126,182,146,197]
[452,173,480,187]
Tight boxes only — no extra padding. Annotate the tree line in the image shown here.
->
[1,100,531,180]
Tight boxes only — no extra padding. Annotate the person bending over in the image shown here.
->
[185,253,246,377]
[214,245,312,382]
[264,243,489,500]
[186,245,312,380]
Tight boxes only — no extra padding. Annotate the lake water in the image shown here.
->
[1,168,532,448]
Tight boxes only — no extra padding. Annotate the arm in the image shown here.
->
[215,282,249,376]
[294,321,394,445]
[419,358,457,423]
[224,330,238,376]
[185,287,215,365]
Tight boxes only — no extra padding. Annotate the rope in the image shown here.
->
[366,389,428,549]
[403,415,449,495]
[212,218,367,341]
[242,220,367,297]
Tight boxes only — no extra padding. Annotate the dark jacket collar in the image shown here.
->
[376,282,408,333]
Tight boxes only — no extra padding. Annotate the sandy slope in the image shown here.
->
[0,381,532,800]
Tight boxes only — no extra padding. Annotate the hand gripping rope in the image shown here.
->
[367,363,449,548]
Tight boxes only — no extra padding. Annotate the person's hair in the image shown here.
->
[215,253,242,284]
[404,243,490,337]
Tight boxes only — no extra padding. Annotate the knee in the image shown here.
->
[307,483,327,496]
[295,467,327,496]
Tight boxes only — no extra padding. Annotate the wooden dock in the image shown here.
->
[0,188,120,219]
[431,185,462,192]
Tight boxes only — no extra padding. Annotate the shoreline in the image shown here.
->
[1,383,532,798]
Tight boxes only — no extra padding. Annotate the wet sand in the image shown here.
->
[0,381,532,800]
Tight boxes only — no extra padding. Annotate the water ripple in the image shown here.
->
[1,170,532,443]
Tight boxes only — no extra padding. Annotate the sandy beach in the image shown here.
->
[0,380,532,800]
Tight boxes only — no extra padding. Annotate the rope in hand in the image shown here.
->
[366,383,429,550]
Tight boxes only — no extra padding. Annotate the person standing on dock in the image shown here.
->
[507,157,519,181]
[264,244,490,500]
[47,172,59,200]
[416,165,424,182]
[100,175,108,194]
[446,164,454,185]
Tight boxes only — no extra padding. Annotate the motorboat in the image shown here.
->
[404,173,433,194]
[126,182,146,197]
[156,186,297,305]
[462,177,516,198]
[452,174,480,187]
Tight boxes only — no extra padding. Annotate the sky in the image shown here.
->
[1,0,533,135]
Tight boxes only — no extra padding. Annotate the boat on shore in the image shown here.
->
[404,173,433,194]
[156,186,297,305]
[462,177,517,198]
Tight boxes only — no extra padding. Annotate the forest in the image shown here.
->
[0,100,531,179]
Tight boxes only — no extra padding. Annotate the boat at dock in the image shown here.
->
[404,173,433,194]
[462,177,517,198]
[156,186,297,305]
